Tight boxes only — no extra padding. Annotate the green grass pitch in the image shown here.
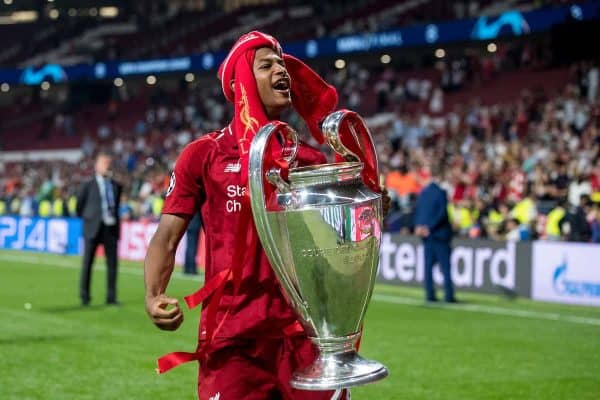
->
[1,249,599,400]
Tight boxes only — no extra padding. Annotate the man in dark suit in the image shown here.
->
[76,151,122,306]
[414,165,456,303]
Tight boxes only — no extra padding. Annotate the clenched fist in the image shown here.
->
[145,294,184,331]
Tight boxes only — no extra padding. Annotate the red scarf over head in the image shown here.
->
[217,31,338,185]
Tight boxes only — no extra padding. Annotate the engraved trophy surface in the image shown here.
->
[248,110,388,390]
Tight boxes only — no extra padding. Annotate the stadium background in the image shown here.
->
[1,1,600,399]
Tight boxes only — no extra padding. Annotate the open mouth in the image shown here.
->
[272,78,290,93]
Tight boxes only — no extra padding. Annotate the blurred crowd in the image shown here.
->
[382,60,600,243]
[1,48,600,242]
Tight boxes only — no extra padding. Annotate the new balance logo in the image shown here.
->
[209,393,221,400]
[224,163,241,173]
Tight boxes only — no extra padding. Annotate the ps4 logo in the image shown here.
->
[553,257,600,298]
[471,10,530,40]
[0,216,69,253]
[20,64,68,85]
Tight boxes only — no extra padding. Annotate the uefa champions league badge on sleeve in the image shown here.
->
[166,172,176,197]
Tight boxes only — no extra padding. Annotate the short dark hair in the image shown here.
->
[580,194,591,206]
[96,150,112,160]
[430,163,444,179]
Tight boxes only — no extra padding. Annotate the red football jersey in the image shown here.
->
[163,125,326,343]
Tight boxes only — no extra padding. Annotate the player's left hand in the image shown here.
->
[145,294,184,331]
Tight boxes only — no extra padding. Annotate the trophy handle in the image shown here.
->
[248,121,311,323]
[321,110,380,193]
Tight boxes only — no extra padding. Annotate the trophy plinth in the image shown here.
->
[291,335,388,390]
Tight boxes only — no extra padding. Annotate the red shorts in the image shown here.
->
[198,336,349,400]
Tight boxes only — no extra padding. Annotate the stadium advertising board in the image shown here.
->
[378,234,532,297]
[532,242,600,306]
[118,221,186,265]
[0,217,187,264]
[0,215,81,255]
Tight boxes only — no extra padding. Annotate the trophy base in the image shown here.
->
[291,350,388,391]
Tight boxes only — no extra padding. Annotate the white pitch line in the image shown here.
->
[0,253,204,281]
[372,293,600,327]
[2,253,600,326]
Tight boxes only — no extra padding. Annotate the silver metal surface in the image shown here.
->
[292,350,389,390]
[321,110,360,162]
[248,119,388,391]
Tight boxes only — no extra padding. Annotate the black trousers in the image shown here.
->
[184,228,200,274]
[80,224,119,303]
[423,239,455,302]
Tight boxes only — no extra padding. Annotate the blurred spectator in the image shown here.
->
[545,200,567,240]
[385,164,420,201]
[591,204,600,243]
[560,194,592,242]
[505,218,530,241]
[568,172,592,207]
[588,62,599,104]
[119,193,134,221]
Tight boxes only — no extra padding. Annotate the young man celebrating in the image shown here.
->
[144,31,350,399]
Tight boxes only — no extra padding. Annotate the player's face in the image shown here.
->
[253,47,291,119]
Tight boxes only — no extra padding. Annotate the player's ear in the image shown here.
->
[230,79,235,93]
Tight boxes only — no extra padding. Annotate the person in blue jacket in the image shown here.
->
[414,164,457,303]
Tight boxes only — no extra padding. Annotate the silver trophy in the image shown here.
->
[248,110,388,390]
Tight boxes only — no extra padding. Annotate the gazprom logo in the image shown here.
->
[471,10,530,40]
[553,258,600,298]
[20,64,67,85]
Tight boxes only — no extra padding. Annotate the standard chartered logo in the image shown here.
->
[226,184,245,213]
[378,234,516,289]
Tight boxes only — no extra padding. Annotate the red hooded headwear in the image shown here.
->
[217,31,338,184]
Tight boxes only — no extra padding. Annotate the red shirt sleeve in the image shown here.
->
[162,137,214,216]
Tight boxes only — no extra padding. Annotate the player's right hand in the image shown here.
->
[145,294,184,331]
